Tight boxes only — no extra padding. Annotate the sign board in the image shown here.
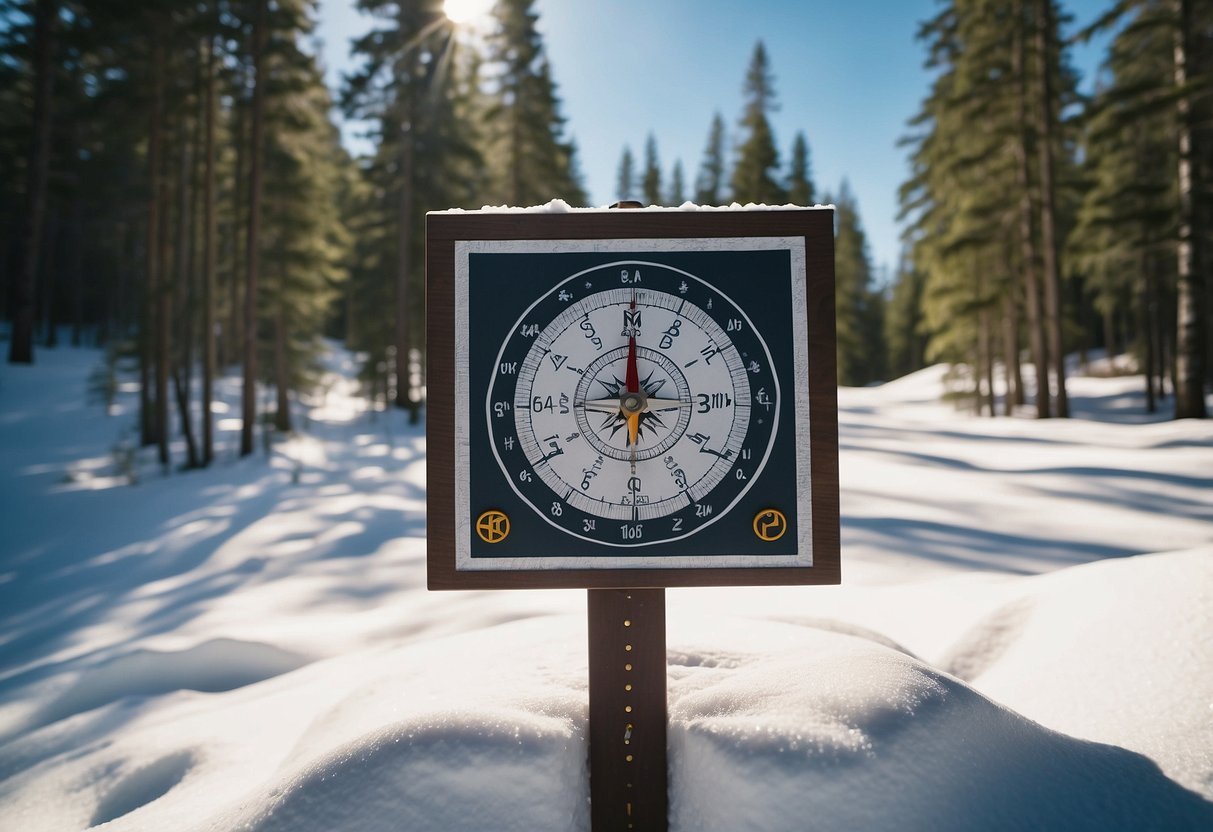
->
[426,208,839,590]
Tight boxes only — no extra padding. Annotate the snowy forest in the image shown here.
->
[2,0,1210,469]
[2,2,1213,831]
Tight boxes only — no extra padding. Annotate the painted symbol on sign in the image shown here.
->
[753,508,787,541]
[476,510,510,543]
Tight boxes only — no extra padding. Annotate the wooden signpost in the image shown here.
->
[426,207,839,831]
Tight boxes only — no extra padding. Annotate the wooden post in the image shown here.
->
[588,588,668,831]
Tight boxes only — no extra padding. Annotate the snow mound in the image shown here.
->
[18,638,310,741]
[941,547,1213,798]
[668,622,1213,832]
[225,715,586,832]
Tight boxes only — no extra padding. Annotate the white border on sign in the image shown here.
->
[454,237,813,571]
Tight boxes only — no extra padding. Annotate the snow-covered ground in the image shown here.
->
[1,344,1211,831]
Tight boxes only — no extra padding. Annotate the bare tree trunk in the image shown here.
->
[273,274,291,433]
[175,105,198,470]
[70,198,85,346]
[1173,0,1208,418]
[395,127,418,422]
[1036,0,1068,417]
[1143,251,1157,414]
[156,141,172,469]
[202,33,217,465]
[226,66,247,371]
[241,0,267,457]
[143,36,165,448]
[8,0,56,364]
[1015,22,1050,417]
[980,309,996,417]
[40,212,58,347]
[1002,290,1022,414]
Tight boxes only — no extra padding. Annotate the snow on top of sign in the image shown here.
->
[431,199,835,215]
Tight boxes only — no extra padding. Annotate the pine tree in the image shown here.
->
[1072,0,1211,418]
[6,0,57,365]
[695,112,727,205]
[900,0,1079,416]
[787,131,815,206]
[483,0,585,206]
[642,133,662,206]
[885,256,928,379]
[731,41,786,205]
[344,0,481,417]
[667,160,686,205]
[260,1,351,433]
[616,145,636,202]
[831,181,883,386]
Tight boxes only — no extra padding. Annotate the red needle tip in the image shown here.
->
[626,334,639,393]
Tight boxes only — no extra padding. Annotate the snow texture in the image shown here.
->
[1,342,1211,831]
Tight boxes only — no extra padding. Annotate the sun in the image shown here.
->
[443,0,495,26]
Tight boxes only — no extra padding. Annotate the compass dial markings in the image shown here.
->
[487,263,781,546]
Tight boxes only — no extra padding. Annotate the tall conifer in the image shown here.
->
[731,42,786,204]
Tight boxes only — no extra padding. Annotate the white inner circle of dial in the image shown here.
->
[513,287,751,522]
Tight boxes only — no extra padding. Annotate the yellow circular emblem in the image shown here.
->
[753,509,788,542]
[476,510,510,544]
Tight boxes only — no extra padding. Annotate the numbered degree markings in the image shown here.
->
[486,261,781,548]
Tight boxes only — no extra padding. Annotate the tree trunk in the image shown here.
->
[1015,22,1050,417]
[1002,290,1022,414]
[1173,0,1208,418]
[202,33,217,465]
[173,368,199,468]
[1143,251,1158,414]
[142,36,165,448]
[70,198,85,346]
[40,211,58,347]
[156,144,172,469]
[174,107,198,470]
[1036,0,1068,417]
[8,0,56,364]
[395,125,418,423]
[241,0,267,457]
[980,309,995,417]
[273,280,291,433]
[226,65,247,371]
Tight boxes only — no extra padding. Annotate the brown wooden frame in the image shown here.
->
[426,209,839,590]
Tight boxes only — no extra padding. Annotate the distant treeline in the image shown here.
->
[1,0,1209,486]
[897,0,1211,419]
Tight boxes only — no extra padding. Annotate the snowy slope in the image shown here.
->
[1,344,1211,831]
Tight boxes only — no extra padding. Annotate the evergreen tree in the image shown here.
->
[831,181,883,386]
[343,0,480,417]
[1074,0,1212,418]
[900,0,1080,416]
[695,112,727,204]
[615,145,636,202]
[260,2,351,432]
[483,0,585,206]
[667,160,686,205]
[885,256,928,379]
[6,0,56,365]
[731,41,786,204]
[642,133,662,206]
[787,131,815,206]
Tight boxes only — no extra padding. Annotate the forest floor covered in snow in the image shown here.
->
[1,343,1211,831]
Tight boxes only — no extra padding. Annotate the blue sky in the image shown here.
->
[316,0,1116,279]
